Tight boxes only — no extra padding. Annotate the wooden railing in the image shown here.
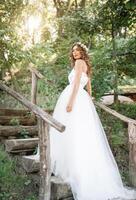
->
[94,100,136,186]
[0,81,65,200]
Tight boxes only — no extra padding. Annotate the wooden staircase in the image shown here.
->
[0,108,39,171]
[0,108,73,200]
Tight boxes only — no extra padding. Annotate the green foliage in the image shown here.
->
[91,43,114,99]
[96,0,136,34]
[9,118,20,126]
[25,196,37,200]
[91,36,136,99]
[116,37,136,78]
[0,0,136,109]
[0,0,135,107]
[0,146,24,199]
[0,0,25,80]
[50,1,136,100]
[19,128,30,139]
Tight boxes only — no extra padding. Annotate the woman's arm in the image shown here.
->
[86,78,92,96]
[66,59,83,112]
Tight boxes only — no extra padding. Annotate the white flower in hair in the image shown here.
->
[76,42,88,53]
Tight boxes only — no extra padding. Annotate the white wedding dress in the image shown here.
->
[49,68,136,200]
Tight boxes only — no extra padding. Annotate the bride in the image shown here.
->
[49,42,136,200]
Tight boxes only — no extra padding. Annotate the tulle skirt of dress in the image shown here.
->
[50,84,136,200]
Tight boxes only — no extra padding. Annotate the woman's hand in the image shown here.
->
[66,102,73,112]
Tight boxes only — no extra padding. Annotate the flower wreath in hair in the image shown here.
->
[76,42,88,53]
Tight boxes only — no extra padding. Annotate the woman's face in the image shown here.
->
[72,45,82,60]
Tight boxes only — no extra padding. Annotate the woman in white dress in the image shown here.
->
[49,42,136,200]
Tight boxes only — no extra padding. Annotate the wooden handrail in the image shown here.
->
[0,82,65,132]
[94,101,136,125]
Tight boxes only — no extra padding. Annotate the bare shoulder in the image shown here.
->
[75,59,87,73]
[75,59,85,70]
[75,59,85,66]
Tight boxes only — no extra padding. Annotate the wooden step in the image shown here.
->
[0,116,36,125]
[0,125,38,137]
[51,176,72,200]
[5,138,38,152]
[0,108,53,116]
[0,108,30,116]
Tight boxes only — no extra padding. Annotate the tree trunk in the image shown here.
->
[111,22,119,104]
[80,0,86,8]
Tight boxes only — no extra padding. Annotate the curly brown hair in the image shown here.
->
[70,43,92,78]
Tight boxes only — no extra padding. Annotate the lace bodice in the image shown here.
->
[68,68,89,88]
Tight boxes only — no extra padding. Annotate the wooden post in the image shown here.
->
[38,117,51,200]
[128,122,136,187]
[31,71,38,104]
[29,63,44,104]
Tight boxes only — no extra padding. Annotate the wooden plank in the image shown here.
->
[0,82,65,132]
[0,116,36,125]
[5,138,38,152]
[38,118,51,200]
[0,108,30,116]
[8,149,35,153]
[0,125,38,137]
[0,108,53,116]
